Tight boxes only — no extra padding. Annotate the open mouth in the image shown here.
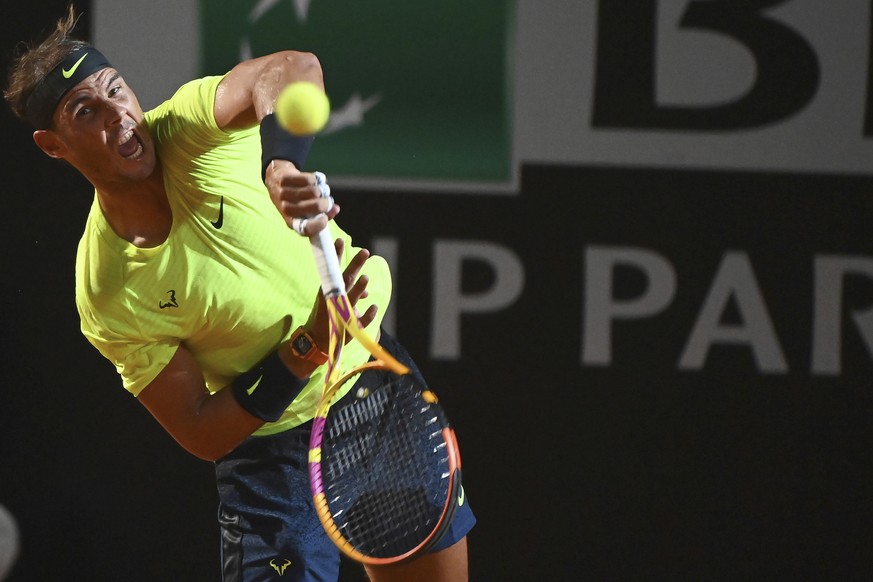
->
[118,129,143,159]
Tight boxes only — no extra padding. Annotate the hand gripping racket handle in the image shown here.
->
[306,180,409,374]
[308,172,346,298]
[311,224,346,298]
[310,224,407,374]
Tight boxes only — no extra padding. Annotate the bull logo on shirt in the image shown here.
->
[159,289,179,309]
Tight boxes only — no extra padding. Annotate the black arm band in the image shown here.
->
[230,350,308,422]
[260,113,315,178]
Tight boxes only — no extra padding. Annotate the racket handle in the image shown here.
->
[311,223,345,298]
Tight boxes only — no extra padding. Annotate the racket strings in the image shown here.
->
[322,378,453,557]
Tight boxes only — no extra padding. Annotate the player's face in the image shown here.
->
[45,67,157,184]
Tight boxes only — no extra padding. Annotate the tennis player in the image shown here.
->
[5,7,474,581]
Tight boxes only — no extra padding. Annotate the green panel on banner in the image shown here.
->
[200,0,514,184]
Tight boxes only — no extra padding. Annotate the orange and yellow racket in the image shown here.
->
[306,183,462,564]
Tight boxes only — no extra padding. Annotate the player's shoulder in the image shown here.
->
[144,75,233,158]
[145,75,225,132]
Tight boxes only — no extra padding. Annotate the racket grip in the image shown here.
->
[311,224,345,297]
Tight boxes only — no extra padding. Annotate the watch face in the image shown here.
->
[294,333,314,354]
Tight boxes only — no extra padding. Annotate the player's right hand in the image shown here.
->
[304,238,378,352]
[264,160,339,236]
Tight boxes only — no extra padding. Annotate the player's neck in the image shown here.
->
[95,165,172,248]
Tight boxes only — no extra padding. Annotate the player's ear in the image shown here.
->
[32,129,68,159]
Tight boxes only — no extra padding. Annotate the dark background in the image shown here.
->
[3,2,873,581]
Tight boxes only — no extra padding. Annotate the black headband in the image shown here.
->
[25,46,112,129]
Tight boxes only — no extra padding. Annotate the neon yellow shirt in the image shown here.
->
[75,75,389,434]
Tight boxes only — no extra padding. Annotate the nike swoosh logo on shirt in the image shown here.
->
[62,52,89,79]
[211,196,224,229]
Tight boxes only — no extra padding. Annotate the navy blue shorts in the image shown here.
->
[215,333,476,581]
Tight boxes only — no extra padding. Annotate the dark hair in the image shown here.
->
[4,4,88,125]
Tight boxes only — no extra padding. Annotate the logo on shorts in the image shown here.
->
[458,486,466,507]
[269,558,292,575]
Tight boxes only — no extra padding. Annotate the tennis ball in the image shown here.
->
[275,81,330,136]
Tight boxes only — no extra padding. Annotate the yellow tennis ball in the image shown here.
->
[275,82,330,135]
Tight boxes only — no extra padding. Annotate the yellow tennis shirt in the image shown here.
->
[75,75,390,434]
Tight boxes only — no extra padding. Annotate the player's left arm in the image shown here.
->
[137,242,377,462]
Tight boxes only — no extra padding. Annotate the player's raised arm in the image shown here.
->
[215,51,336,235]
[213,50,324,129]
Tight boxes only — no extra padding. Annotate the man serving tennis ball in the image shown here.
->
[5,6,475,581]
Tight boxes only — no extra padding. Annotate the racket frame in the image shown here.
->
[306,225,462,564]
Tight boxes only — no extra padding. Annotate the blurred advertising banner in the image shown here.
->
[98,1,873,186]
[518,0,873,176]
[200,0,515,191]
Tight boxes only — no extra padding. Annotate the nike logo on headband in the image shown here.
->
[62,52,89,79]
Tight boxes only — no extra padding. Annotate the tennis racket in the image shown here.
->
[305,178,462,565]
